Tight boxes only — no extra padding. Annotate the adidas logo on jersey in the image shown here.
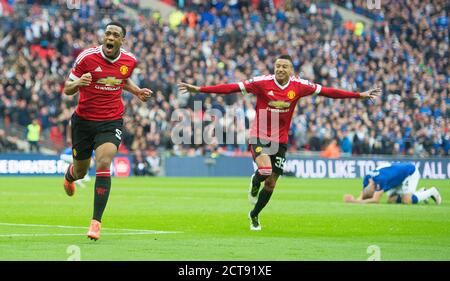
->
[94,66,102,72]
[268,91,274,96]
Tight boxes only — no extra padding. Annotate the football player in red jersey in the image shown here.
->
[179,55,381,231]
[63,21,153,240]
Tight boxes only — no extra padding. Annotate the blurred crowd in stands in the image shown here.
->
[0,0,449,165]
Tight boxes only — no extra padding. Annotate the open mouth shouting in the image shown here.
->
[104,42,116,56]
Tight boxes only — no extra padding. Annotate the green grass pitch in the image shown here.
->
[0,176,449,261]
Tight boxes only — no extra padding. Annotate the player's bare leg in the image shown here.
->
[87,142,117,241]
[248,154,272,205]
[401,194,413,205]
[249,173,280,231]
[64,158,91,196]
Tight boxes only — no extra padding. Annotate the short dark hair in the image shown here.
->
[105,21,126,37]
[277,54,293,63]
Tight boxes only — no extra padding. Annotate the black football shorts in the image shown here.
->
[249,138,287,175]
[71,113,123,160]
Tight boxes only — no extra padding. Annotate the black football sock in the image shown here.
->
[250,188,273,217]
[253,167,272,186]
[93,170,111,222]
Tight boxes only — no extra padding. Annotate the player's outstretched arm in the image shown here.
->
[319,87,382,103]
[358,87,382,103]
[178,82,241,95]
[178,82,200,94]
[124,79,153,102]
[63,73,92,95]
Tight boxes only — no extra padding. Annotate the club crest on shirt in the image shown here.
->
[287,90,296,100]
[72,148,77,157]
[120,65,128,75]
[255,146,262,153]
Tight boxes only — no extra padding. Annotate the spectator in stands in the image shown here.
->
[134,152,150,176]
[320,139,341,159]
[146,150,161,176]
[0,129,19,152]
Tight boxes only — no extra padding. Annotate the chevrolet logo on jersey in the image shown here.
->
[268,101,291,109]
[97,76,123,86]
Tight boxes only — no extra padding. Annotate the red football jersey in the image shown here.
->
[238,75,322,144]
[69,45,137,121]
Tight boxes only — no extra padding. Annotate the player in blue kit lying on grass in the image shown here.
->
[343,163,442,205]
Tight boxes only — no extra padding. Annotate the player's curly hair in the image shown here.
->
[105,21,126,37]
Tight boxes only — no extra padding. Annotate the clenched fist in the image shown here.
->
[77,73,92,87]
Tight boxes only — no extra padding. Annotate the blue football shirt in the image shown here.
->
[363,163,416,192]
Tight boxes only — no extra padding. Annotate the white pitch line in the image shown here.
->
[0,222,87,230]
[0,232,177,237]
[0,222,182,234]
